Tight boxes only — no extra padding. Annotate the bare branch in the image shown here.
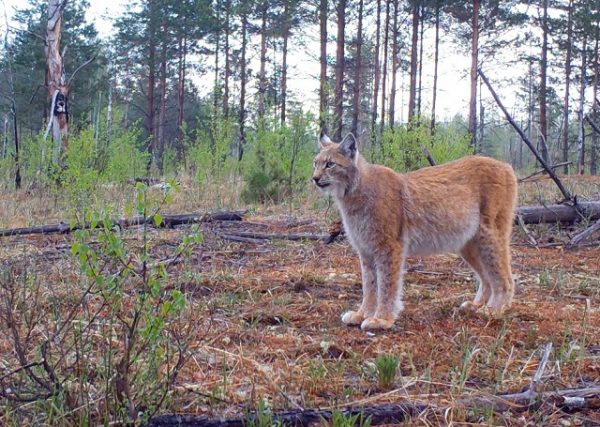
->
[67,55,96,88]
[6,24,46,44]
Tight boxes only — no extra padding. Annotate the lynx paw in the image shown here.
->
[341,311,365,326]
[459,301,483,312]
[360,317,394,331]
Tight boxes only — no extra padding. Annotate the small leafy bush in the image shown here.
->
[372,120,472,172]
[0,182,203,425]
[187,114,238,186]
[242,112,316,203]
[103,126,149,183]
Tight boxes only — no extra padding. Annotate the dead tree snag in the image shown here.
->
[44,0,95,162]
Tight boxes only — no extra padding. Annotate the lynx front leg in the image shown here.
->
[361,245,405,331]
[342,255,377,325]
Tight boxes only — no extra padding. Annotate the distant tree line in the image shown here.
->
[0,0,599,182]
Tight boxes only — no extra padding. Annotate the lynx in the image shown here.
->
[313,134,518,330]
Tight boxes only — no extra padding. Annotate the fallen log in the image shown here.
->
[515,201,600,224]
[147,402,430,427]
[146,386,600,426]
[0,211,245,238]
[2,202,600,239]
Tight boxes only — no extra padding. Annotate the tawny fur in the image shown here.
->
[313,135,518,331]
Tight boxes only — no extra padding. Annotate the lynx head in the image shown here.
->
[312,133,358,198]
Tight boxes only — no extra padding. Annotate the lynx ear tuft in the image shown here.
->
[319,133,333,149]
[339,133,357,159]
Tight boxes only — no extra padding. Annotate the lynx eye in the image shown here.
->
[325,161,335,169]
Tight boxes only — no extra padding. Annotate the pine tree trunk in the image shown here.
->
[562,0,573,174]
[333,0,346,141]
[2,115,8,158]
[45,0,69,159]
[257,1,268,120]
[468,0,479,151]
[408,1,419,123]
[389,0,399,130]
[281,1,290,125]
[181,37,187,132]
[577,36,588,174]
[213,7,220,112]
[223,0,231,118]
[430,1,440,133]
[107,80,113,141]
[281,31,289,125]
[157,24,168,171]
[379,0,390,134]
[370,0,381,141]
[238,12,248,161]
[590,22,599,175]
[146,0,157,165]
[479,80,485,144]
[539,0,550,164]
[351,0,364,136]
[319,0,328,134]
[527,60,534,170]
[417,3,424,117]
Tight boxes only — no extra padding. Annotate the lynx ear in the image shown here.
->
[319,133,333,149]
[339,133,357,159]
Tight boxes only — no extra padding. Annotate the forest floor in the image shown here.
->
[1,175,600,426]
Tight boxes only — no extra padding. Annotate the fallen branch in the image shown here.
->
[219,231,328,243]
[454,385,600,414]
[127,177,162,186]
[220,234,266,244]
[566,217,600,249]
[531,342,553,392]
[0,211,245,238]
[516,215,538,246]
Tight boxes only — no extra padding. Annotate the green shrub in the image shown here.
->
[187,114,238,185]
[60,128,101,211]
[372,120,472,172]
[0,183,201,425]
[18,132,55,187]
[103,127,149,183]
[242,112,316,203]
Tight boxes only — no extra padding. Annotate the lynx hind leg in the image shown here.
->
[342,255,377,326]
[477,226,515,317]
[460,241,491,312]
